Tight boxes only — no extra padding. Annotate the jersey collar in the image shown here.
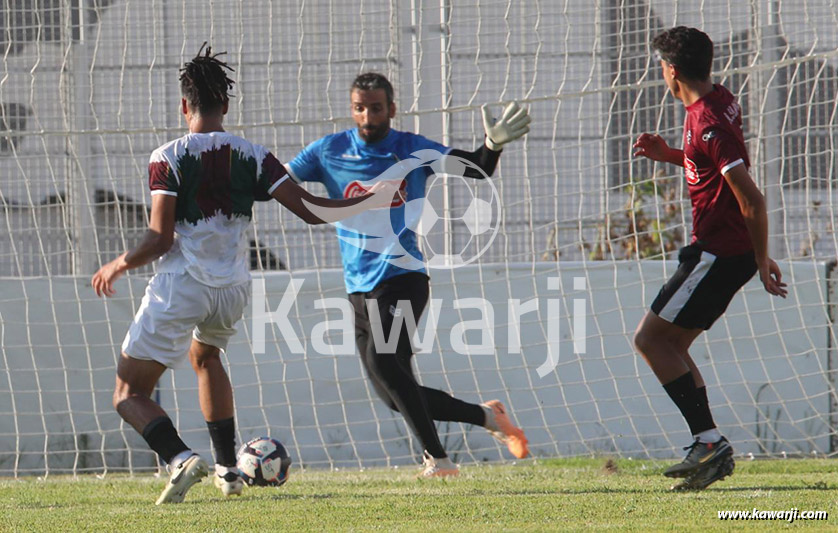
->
[351,127,396,150]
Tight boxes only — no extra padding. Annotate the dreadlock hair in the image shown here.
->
[179,42,235,116]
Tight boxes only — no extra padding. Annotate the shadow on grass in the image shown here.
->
[203,492,349,503]
[702,484,835,493]
[452,483,834,496]
[7,502,68,510]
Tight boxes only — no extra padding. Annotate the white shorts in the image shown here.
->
[122,272,250,367]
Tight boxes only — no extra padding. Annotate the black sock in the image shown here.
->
[695,386,716,432]
[206,417,237,467]
[662,372,716,436]
[141,416,189,464]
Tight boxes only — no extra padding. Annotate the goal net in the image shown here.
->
[1,0,837,475]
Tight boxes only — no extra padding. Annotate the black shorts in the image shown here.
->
[651,244,757,330]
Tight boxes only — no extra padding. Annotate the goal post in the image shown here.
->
[1,0,837,476]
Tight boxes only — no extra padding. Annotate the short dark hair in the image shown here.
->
[351,72,394,103]
[179,42,235,115]
[652,26,714,81]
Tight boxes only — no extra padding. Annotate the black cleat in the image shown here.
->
[671,454,735,491]
[664,437,733,479]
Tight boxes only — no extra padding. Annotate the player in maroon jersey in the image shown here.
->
[631,26,787,490]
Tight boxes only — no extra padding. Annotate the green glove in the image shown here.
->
[481,101,532,151]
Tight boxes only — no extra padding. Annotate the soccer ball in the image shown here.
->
[236,436,292,487]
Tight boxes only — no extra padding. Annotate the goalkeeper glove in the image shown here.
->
[481,101,531,151]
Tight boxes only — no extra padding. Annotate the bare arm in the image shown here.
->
[632,133,684,167]
[270,178,402,224]
[723,164,787,298]
[92,193,176,297]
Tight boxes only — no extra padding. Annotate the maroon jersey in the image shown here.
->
[682,84,753,257]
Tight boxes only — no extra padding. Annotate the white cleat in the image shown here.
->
[418,451,459,478]
[214,471,244,496]
[155,454,209,505]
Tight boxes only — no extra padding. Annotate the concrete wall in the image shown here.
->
[0,260,834,474]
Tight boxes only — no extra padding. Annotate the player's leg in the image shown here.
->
[355,282,483,424]
[393,353,528,458]
[635,312,716,437]
[633,311,702,382]
[193,281,250,496]
[390,274,528,458]
[635,246,756,487]
[113,354,168,432]
[362,274,457,476]
[667,252,756,491]
[634,312,727,466]
[350,292,400,411]
[364,331,459,477]
[112,353,198,466]
[352,283,433,417]
[113,353,209,504]
[677,336,716,436]
[189,340,233,421]
[188,339,241,495]
[119,272,212,503]
[635,313,733,484]
[360,273,528,459]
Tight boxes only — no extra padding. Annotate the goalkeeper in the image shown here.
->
[284,72,531,477]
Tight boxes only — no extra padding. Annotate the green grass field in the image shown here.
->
[1,458,835,532]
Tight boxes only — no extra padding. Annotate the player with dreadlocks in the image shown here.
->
[92,44,399,504]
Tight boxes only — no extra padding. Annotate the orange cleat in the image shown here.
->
[483,400,529,459]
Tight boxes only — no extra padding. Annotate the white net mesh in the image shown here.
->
[0,0,836,475]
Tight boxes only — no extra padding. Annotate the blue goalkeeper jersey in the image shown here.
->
[287,127,449,293]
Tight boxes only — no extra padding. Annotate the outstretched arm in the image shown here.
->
[92,193,176,297]
[448,144,501,179]
[270,178,402,224]
[723,164,787,298]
